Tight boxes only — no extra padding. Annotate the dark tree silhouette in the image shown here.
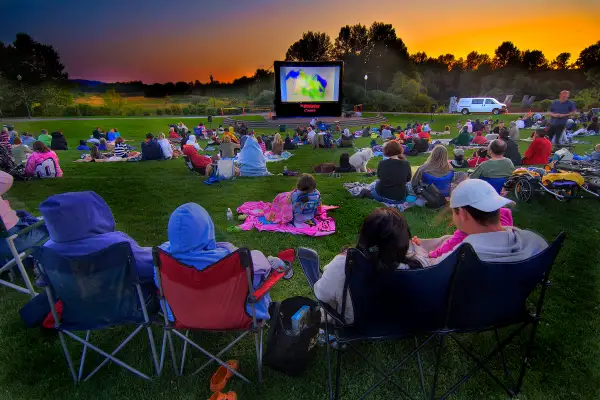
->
[334,24,369,58]
[0,33,68,83]
[285,32,332,62]
[465,51,492,70]
[410,52,428,65]
[493,41,521,69]
[521,50,548,71]
[576,41,600,70]
[550,52,571,70]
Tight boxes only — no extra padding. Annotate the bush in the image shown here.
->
[206,107,218,116]
[156,108,163,115]
[253,90,274,106]
[539,99,552,111]
[182,107,190,115]
[170,105,182,115]
[164,107,172,115]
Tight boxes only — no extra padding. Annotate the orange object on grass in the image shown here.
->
[210,360,239,393]
[209,392,237,400]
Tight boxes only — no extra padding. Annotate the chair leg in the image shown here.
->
[6,238,36,297]
[325,321,334,400]
[179,330,190,376]
[255,327,264,384]
[146,326,160,376]
[516,322,539,395]
[192,331,249,376]
[430,334,446,400]
[58,331,78,383]
[77,331,91,381]
[414,336,426,398]
[334,346,343,400]
[495,329,512,387]
[166,330,179,376]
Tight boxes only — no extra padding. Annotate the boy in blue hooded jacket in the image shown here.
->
[39,191,154,282]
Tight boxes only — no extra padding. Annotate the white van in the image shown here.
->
[456,98,507,115]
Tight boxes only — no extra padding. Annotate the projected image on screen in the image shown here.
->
[280,66,340,103]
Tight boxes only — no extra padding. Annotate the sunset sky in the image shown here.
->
[2,0,599,83]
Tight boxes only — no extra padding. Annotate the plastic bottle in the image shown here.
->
[226,208,233,221]
[284,165,288,172]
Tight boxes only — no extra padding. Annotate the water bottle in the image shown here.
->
[284,165,288,172]
[226,208,233,221]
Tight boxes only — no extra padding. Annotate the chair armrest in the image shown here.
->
[12,219,46,238]
[319,301,346,327]
[249,261,291,303]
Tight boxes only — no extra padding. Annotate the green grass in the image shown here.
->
[0,114,599,399]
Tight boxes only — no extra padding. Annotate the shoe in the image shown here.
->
[210,360,239,393]
[208,392,237,400]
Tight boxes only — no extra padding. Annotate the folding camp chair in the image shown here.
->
[32,242,160,383]
[422,171,454,197]
[153,247,291,383]
[0,217,47,297]
[183,155,204,175]
[298,247,460,400]
[432,232,566,399]
[480,176,508,194]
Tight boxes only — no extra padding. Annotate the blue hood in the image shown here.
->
[40,191,116,243]
[160,203,230,267]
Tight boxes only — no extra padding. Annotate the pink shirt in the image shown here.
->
[25,151,63,178]
[428,208,513,258]
[0,172,18,230]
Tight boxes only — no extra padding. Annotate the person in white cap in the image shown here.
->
[420,179,548,263]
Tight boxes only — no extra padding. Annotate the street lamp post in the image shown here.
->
[364,74,368,97]
[16,75,32,119]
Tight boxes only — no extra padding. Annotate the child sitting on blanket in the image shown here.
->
[450,148,469,168]
[290,174,321,227]
[417,207,513,258]
[467,148,489,168]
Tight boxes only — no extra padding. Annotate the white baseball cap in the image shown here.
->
[450,179,514,212]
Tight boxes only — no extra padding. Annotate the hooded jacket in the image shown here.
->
[50,131,68,150]
[157,203,270,321]
[141,139,163,161]
[238,138,270,177]
[434,227,548,264]
[39,191,154,282]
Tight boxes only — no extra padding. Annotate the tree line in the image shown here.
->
[1,28,600,117]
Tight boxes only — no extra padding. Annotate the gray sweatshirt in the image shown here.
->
[433,227,548,264]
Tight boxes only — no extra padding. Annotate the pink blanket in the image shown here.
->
[237,201,337,236]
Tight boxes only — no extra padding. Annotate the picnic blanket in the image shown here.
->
[237,198,337,237]
[264,151,294,162]
[343,182,423,212]
[74,154,141,162]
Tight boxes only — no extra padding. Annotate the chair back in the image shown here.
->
[343,248,459,336]
[422,171,454,197]
[33,242,144,330]
[447,233,565,331]
[154,248,254,330]
[480,176,507,194]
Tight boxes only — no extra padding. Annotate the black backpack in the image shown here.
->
[264,297,321,376]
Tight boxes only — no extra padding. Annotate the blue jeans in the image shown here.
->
[371,188,405,204]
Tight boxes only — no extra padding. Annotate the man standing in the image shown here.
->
[548,90,577,143]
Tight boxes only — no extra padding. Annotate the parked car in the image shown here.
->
[456,98,508,115]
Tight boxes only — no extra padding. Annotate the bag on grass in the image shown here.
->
[419,184,447,209]
[264,296,321,376]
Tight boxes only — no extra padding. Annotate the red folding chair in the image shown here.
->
[153,247,292,384]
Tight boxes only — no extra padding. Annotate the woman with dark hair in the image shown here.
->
[314,207,429,323]
[24,141,63,178]
[522,129,552,165]
[499,128,521,166]
[50,130,68,150]
[335,153,355,173]
[368,141,412,203]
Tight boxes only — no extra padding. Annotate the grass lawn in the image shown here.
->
[1,114,599,400]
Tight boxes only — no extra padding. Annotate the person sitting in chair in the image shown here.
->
[522,129,552,165]
[499,128,522,166]
[470,139,514,179]
[416,179,547,264]
[411,146,452,188]
[39,191,155,282]
[314,208,429,323]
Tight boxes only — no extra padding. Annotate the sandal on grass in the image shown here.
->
[210,360,239,393]
[208,392,237,400]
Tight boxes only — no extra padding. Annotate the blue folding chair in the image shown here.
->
[480,176,508,194]
[32,242,160,383]
[298,247,461,400]
[432,232,566,399]
[422,171,454,197]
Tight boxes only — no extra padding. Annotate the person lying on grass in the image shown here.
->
[155,203,282,321]
[414,179,547,263]
[40,191,154,282]
[314,207,430,324]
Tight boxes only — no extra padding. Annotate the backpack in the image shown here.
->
[264,297,321,376]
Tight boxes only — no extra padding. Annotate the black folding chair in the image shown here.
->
[298,247,461,400]
[432,232,566,399]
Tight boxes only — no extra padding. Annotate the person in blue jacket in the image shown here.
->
[156,203,276,321]
[141,133,163,161]
[39,191,154,282]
